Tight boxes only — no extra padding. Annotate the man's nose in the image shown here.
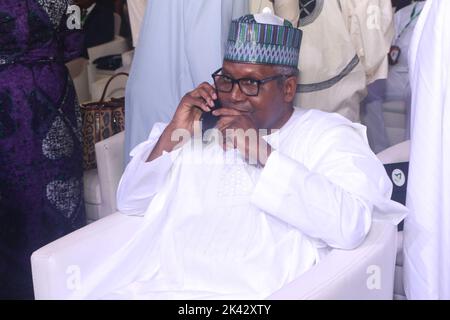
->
[229,82,246,102]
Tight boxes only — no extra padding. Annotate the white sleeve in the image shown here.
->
[251,125,390,250]
[116,123,175,216]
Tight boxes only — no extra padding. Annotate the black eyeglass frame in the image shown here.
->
[211,68,291,97]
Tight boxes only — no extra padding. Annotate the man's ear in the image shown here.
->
[283,76,298,103]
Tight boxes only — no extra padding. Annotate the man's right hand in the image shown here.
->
[146,82,217,162]
[169,82,217,135]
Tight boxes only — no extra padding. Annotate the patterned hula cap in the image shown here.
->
[224,9,302,68]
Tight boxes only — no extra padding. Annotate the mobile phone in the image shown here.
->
[200,97,221,134]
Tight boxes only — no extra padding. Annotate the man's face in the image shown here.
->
[217,61,295,130]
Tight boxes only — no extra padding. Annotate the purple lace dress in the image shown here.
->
[0,0,86,299]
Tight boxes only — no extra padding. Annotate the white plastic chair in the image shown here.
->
[86,36,130,97]
[31,214,397,300]
[66,57,90,103]
[33,133,399,299]
[382,101,408,146]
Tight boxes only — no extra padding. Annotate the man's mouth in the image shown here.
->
[220,105,253,113]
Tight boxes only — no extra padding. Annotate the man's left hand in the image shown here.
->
[213,108,272,167]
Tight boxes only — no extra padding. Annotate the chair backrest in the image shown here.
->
[66,57,90,103]
[382,100,407,146]
[87,36,129,62]
[95,131,125,218]
[86,36,130,98]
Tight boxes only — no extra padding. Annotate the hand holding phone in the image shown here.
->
[200,97,221,134]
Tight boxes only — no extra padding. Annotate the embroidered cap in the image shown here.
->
[224,10,302,68]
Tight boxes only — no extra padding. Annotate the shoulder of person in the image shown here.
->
[293,108,361,134]
[287,109,370,167]
[289,108,368,151]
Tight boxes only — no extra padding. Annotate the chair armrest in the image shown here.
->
[31,212,141,299]
[268,221,398,300]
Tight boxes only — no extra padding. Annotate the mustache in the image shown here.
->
[216,104,253,113]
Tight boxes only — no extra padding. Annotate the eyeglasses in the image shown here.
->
[211,68,289,97]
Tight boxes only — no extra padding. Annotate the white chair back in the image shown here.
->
[94,131,125,219]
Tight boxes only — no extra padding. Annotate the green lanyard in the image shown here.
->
[396,2,423,41]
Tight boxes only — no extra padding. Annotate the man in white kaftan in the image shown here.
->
[114,12,405,299]
[124,0,248,164]
[404,0,450,300]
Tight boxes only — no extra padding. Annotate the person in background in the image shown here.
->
[126,0,148,48]
[391,0,412,11]
[113,0,132,43]
[386,0,426,137]
[256,0,394,124]
[0,0,86,299]
[124,0,248,164]
[361,0,426,153]
[404,0,450,300]
[74,0,115,58]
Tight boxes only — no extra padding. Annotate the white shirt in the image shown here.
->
[112,108,406,299]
